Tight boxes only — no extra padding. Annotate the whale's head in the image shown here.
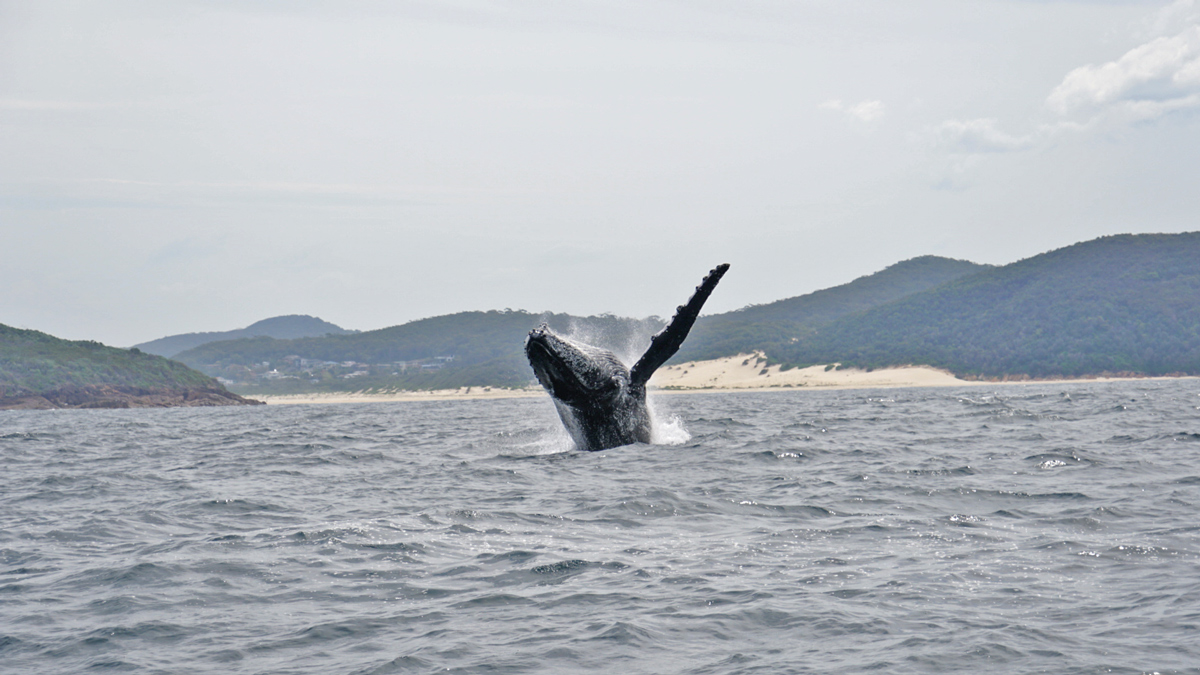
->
[524,324,632,408]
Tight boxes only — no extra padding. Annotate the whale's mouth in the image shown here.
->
[525,331,588,401]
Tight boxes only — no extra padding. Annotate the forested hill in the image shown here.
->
[0,324,259,409]
[168,232,1200,392]
[172,311,664,393]
[133,315,354,358]
[774,233,1200,378]
[170,256,991,394]
[672,255,989,363]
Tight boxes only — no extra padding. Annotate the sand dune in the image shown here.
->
[258,352,1194,404]
[259,354,977,404]
[648,353,968,391]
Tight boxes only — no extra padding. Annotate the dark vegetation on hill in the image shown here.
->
[133,314,354,358]
[776,233,1200,378]
[174,258,991,394]
[173,312,663,394]
[172,233,1200,392]
[0,324,259,409]
[672,256,990,363]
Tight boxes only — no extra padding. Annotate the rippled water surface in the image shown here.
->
[3,381,1200,674]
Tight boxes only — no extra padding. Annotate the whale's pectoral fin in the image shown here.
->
[629,263,730,387]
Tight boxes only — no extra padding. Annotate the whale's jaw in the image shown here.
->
[524,327,626,406]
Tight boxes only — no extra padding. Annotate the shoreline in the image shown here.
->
[252,354,1196,405]
[256,387,545,405]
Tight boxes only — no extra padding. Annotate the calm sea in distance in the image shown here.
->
[3,380,1200,674]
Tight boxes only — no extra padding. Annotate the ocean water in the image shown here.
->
[2,380,1200,675]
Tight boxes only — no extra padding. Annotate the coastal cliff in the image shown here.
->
[0,385,260,410]
[1,324,262,410]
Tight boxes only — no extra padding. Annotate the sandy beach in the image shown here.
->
[257,354,977,405]
[254,353,1192,404]
[647,353,970,391]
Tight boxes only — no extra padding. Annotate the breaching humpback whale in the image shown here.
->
[525,263,730,451]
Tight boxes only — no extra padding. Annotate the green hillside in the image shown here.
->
[147,232,1200,393]
[673,255,989,363]
[0,323,257,408]
[173,311,664,394]
[171,257,993,395]
[773,233,1200,378]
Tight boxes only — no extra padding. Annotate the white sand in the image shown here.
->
[256,353,1192,404]
[648,353,970,391]
[258,355,969,405]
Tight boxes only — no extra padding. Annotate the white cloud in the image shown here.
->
[1144,0,1199,38]
[1047,25,1200,120]
[933,118,1032,153]
[820,98,885,123]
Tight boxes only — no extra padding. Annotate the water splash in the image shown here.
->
[529,425,577,455]
[559,315,662,367]
[647,396,691,446]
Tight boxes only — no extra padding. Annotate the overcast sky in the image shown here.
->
[3,0,1198,346]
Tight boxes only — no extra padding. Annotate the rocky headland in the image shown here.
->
[1,323,264,411]
[0,385,262,410]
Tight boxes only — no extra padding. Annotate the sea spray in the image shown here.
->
[561,317,691,447]
[647,395,691,445]
[560,315,663,368]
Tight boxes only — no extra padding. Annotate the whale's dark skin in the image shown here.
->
[525,264,730,451]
